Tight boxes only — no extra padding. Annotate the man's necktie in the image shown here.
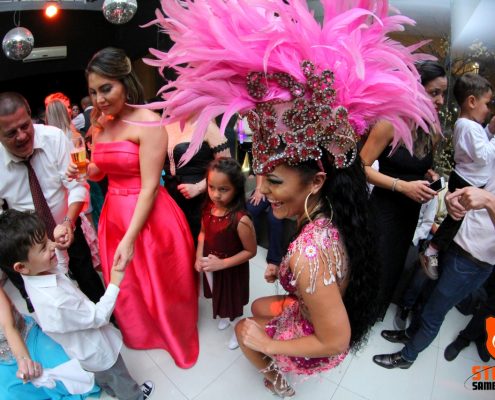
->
[23,154,56,240]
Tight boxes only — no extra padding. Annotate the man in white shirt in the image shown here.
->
[0,92,105,309]
[373,162,495,369]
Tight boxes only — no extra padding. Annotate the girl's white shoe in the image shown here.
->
[217,318,230,330]
[228,333,239,350]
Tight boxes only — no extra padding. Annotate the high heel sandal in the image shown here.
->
[263,377,296,398]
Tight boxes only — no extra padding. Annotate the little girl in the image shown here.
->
[196,158,257,350]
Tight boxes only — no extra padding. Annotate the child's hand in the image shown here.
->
[199,254,225,272]
[194,257,202,272]
[110,266,125,287]
[488,115,495,135]
[53,224,73,250]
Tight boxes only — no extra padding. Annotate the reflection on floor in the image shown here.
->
[5,246,494,400]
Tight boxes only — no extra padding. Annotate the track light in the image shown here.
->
[44,2,59,19]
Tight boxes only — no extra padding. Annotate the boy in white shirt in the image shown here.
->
[0,210,154,400]
[421,73,495,278]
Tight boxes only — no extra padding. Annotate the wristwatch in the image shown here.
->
[62,216,76,231]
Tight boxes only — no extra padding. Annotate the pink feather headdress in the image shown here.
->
[144,0,439,171]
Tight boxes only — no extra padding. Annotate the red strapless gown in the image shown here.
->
[92,141,199,368]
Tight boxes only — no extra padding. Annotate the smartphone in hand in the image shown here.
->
[429,177,445,192]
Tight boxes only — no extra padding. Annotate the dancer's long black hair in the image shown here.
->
[293,151,380,351]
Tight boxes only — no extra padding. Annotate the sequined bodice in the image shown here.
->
[278,218,347,318]
[0,307,33,362]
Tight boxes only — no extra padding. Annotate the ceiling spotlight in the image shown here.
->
[45,2,59,18]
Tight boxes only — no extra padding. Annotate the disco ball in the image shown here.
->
[2,27,34,61]
[102,0,138,25]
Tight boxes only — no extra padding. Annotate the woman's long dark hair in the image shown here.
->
[206,157,247,230]
[294,152,380,351]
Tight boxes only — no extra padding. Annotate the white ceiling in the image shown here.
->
[0,0,102,12]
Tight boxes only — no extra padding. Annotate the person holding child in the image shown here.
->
[66,47,199,369]
[145,0,441,395]
[196,158,257,350]
[420,73,495,278]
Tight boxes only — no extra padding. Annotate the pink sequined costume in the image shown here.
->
[265,217,348,376]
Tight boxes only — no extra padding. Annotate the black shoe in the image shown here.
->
[475,339,491,363]
[444,336,469,361]
[373,351,413,369]
[381,330,409,344]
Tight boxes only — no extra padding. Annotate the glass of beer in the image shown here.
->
[70,136,87,181]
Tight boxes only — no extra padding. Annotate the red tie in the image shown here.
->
[23,155,56,240]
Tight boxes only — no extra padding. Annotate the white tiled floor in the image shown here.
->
[5,247,494,400]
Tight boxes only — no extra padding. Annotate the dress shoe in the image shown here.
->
[373,351,413,369]
[444,336,469,361]
[475,339,491,363]
[381,330,409,344]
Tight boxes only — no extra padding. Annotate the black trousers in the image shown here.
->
[5,217,105,310]
[459,270,495,342]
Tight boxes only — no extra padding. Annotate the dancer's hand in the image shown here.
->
[240,318,273,354]
[16,356,42,382]
[264,263,278,283]
[113,238,134,271]
[110,266,125,287]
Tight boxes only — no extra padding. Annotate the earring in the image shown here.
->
[304,191,313,223]
[325,196,334,224]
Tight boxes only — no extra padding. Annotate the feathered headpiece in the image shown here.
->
[144,0,439,172]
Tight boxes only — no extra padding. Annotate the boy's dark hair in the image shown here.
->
[0,210,46,272]
[453,73,492,106]
[205,157,247,229]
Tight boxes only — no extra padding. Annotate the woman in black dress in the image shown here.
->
[360,61,448,317]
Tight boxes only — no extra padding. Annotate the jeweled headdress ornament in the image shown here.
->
[144,0,440,172]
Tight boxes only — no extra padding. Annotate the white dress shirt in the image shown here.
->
[0,124,88,224]
[22,263,122,372]
[72,114,85,131]
[453,118,495,187]
[455,160,495,265]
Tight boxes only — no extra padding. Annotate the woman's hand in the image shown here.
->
[178,183,202,200]
[198,254,225,272]
[264,263,278,283]
[425,169,440,182]
[53,224,74,250]
[249,188,265,206]
[16,356,42,382]
[239,318,272,354]
[112,238,135,271]
[399,180,436,203]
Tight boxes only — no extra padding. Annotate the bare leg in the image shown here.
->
[235,295,295,396]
